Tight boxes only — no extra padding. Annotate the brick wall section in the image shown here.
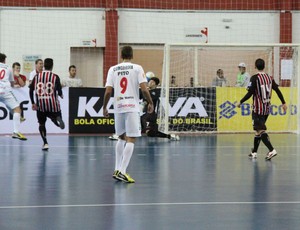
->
[103,1,118,84]
[2,0,299,10]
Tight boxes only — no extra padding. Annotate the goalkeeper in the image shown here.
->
[141,77,179,141]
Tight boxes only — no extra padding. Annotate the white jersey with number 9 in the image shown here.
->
[105,62,147,113]
[0,63,13,93]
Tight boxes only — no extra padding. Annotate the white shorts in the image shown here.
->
[0,91,19,111]
[114,112,141,137]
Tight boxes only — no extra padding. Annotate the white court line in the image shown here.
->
[1,144,300,149]
[0,201,300,209]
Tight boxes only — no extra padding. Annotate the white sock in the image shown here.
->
[115,139,126,171]
[120,142,134,174]
[13,113,21,133]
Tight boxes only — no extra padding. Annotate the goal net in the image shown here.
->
[158,44,300,134]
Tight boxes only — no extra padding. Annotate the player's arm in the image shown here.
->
[29,77,37,110]
[103,68,114,118]
[56,76,63,99]
[272,80,287,112]
[103,86,113,117]
[15,75,26,87]
[237,76,255,108]
[140,82,154,113]
[8,69,15,87]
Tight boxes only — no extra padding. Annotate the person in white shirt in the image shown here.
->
[103,46,153,183]
[29,59,43,85]
[61,65,83,87]
[212,69,228,87]
[236,62,250,87]
[0,53,27,140]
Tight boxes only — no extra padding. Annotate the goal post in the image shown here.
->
[158,43,300,134]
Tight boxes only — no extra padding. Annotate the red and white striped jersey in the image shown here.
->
[247,72,273,115]
[30,71,63,112]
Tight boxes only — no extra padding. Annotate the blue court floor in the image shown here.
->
[0,134,300,230]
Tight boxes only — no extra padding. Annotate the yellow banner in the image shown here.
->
[217,87,297,132]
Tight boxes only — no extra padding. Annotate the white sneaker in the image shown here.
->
[265,149,277,160]
[170,134,180,141]
[108,134,119,140]
[248,152,257,159]
[42,144,49,151]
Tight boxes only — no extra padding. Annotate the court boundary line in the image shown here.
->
[1,201,300,209]
[1,144,300,149]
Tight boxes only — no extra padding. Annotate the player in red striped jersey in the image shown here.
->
[29,58,65,150]
[237,58,287,160]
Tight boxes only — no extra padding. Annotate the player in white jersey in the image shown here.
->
[103,46,154,183]
[0,53,27,140]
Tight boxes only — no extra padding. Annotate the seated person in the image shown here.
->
[12,62,26,121]
[61,65,83,87]
[212,69,227,87]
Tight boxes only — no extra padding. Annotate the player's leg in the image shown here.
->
[259,115,277,160]
[112,113,126,180]
[50,111,65,129]
[117,112,141,183]
[37,111,48,150]
[4,92,27,140]
[250,113,261,158]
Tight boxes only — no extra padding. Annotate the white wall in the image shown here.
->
[119,10,280,44]
[292,12,300,43]
[0,8,105,79]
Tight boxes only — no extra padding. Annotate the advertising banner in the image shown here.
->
[69,88,115,133]
[217,87,297,132]
[0,87,69,134]
[166,87,217,131]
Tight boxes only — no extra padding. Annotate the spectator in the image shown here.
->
[12,62,27,122]
[12,62,26,88]
[212,69,227,87]
[170,75,178,87]
[61,65,83,87]
[236,62,250,87]
[29,59,43,85]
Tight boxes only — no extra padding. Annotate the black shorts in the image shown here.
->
[252,112,269,131]
[37,110,62,125]
[141,112,158,133]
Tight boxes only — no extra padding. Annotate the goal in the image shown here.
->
[158,43,300,134]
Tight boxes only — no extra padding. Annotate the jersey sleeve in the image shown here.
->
[8,69,14,82]
[105,67,114,87]
[137,66,147,84]
[55,76,63,97]
[29,76,36,104]
[29,71,35,81]
[240,75,256,104]
[246,75,256,93]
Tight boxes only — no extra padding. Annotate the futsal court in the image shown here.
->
[0,133,300,230]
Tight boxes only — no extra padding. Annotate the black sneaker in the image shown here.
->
[112,170,120,180]
[56,116,65,129]
[116,172,135,183]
